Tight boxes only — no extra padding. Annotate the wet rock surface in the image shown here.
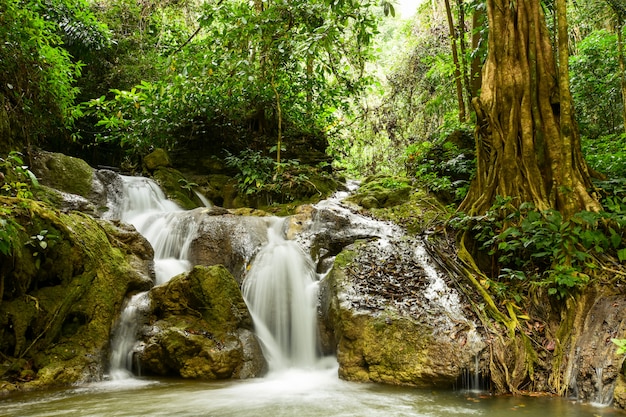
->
[320,237,485,388]
[189,211,269,283]
[136,265,267,379]
[0,199,152,392]
[565,293,626,404]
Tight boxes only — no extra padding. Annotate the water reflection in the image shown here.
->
[0,369,618,417]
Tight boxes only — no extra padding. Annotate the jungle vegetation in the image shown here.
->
[1,0,626,395]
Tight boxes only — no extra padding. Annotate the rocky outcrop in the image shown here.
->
[320,238,485,388]
[559,291,626,405]
[345,176,412,209]
[143,148,171,171]
[615,363,626,409]
[188,211,270,283]
[136,265,267,379]
[0,197,153,392]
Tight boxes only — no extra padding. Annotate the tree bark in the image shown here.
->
[618,19,626,135]
[444,0,467,123]
[459,0,601,217]
[470,5,484,99]
[456,0,472,108]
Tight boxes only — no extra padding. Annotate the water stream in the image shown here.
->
[0,176,617,416]
[242,218,321,371]
[106,176,200,378]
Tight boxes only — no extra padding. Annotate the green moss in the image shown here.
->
[32,152,94,198]
[367,189,450,234]
[143,148,171,171]
[346,175,412,209]
[0,198,140,389]
[152,166,201,210]
[150,265,252,337]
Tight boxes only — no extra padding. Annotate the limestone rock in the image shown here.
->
[143,148,171,171]
[0,198,149,389]
[30,151,94,198]
[321,238,485,388]
[188,212,269,282]
[137,265,267,379]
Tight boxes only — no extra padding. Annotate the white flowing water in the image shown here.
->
[242,218,320,371]
[107,176,200,378]
[111,175,199,285]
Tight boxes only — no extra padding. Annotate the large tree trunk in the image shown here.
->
[459,0,601,217]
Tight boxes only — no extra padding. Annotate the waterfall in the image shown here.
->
[109,175,200,285]
[108,292,150,379]
[242,218,320,371]
[107,175,200,378]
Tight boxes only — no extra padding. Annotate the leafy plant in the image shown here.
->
[0,211,22,257]
[0,0,92,147]
[26,229,60,269]
[452,198,626,300]
[225,150,275,196]
[405,131,475,202]
[612,338,626,355]
[0,152,39,199]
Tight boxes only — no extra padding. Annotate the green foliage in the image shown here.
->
[0,0,98,146]
[332,3,469,177]
[0,152,39,199]
[570,29,623,139]
[452,197,626,300]
[582,133,626,178]
[404,131,475,202]
[80,0,379,159]
[225,149,333,204]
[612,338,626,355]
[25,229,60,269]
[225,150,275,196]
[0,210,22,257]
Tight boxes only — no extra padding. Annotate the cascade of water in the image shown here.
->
[242,218,320,371]
[107,175,200,378]
[194,190,213,208]
[109,175,200,285]
[108,293,151,379]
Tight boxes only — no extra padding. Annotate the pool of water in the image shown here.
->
[0,366,619,417]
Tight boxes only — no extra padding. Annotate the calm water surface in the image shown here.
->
[0,367,620,417]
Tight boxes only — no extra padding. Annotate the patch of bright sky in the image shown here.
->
[395,0,422,19]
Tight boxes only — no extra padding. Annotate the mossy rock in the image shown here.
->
[152,166,202,210]
[150,265,252,333]
[30,151,94,198]
[0,197,150,389]
[139,266,266,379]
[143,148,172,171]
[321,239,485,388]
[346,176,412,209]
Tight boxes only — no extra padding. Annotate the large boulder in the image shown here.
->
[143,148,171,171]
[0,197,153,392]
[188,211,270,283]
[29,152,125,218]
[321,238,485,388]
[136,265,267,379]
[30,151,94,199]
